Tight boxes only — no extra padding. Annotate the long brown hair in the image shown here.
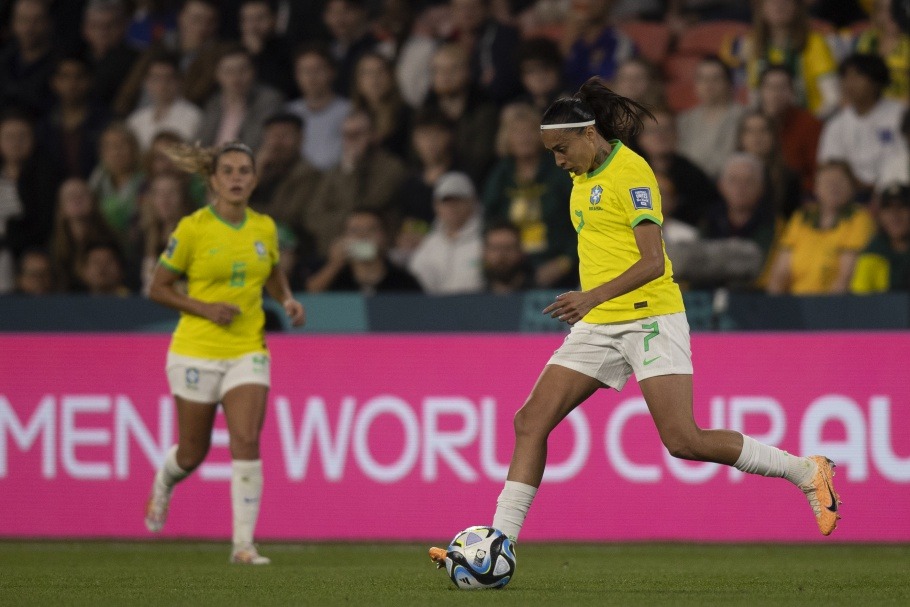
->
[164,141,256,182]
[541,76,653,142]
[751,0,810,57]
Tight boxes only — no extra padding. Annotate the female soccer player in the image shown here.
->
[430,78,840,563]
[145,141,305,564]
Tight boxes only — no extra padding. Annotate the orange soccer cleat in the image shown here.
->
[801,456,842,536]
[428,546,447,569]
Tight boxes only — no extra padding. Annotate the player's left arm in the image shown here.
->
[265,264,306,327]
[544,221,665,324]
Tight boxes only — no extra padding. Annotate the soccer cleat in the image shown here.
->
[144,482,172,533]
[801,456,842,536]
[428,546,447,569]
[230,544,271,565]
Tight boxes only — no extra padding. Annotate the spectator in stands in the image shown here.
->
[286,43,351,171]
[89,122,144,238]
[115,0,222,113]
[142,130,206,206]
[250,113,322,242]
[305,109,407,256]
[49,177,119,291]
[80,0,139,108]
[13,246,54,294]
[394,2,449,108]
[635,106,717,228]
[422,43,499,184]
[851,0,909,101]
[721,0,839,117]
[323,0,379,96]
[126,0,179,49]
[767,160,875,295]
[482,102,577,288]
[0,110,59,293]
[735,110,802,218]
[392,108,461,266]
[306,207,422,294]
[516,37,568,115]
[351,51,410,159]
[136,172,193,295]
[677,56,747,180]
[482,220,533,294]
[756,65,822,192]
[78,241,130,295]
[654,171,700,253]
[409,171,484,294]
[197,45,283,149]
[851,182,910,293]
[38,53,110,179]
[126,52,202,150]
[448,0,522,104]
[611,57,666,111]
[238,0,295,98]
[878,107,910,190]
[0,0,56,114]
[562,0,636,90]
[697,153,777,289]
[817,53,907,195]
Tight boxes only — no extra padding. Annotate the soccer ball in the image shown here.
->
[444,526,516,590]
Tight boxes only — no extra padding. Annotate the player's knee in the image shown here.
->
[513,406,546,440]
[176,445,208,471]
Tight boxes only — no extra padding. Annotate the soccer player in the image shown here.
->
[145,141,305,564]
[430,77,841,563]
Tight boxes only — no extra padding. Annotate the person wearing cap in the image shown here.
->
[429,77,842,570]
[408,171,484,294]
[851,183,910,293]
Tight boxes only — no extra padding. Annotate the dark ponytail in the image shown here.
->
[541,76,653,142]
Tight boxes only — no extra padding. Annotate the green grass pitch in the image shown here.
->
[2,542,908,606]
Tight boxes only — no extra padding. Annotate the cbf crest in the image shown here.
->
[590,185,603,205]
[254,240,267,259]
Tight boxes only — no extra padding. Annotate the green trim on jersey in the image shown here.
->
[207,205,248,230]
[159,258,183,274]
[631,213,663,228]
[587,140,623,178]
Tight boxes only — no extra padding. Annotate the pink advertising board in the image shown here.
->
[0,333,907,542]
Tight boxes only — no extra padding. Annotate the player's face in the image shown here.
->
[541,126,597,175]
[211,151,257,205]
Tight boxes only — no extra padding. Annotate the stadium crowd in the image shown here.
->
[0,0,908,299]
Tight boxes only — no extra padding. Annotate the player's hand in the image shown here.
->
[542,291,598,325]
[284,297,306,327]
[205,302,241,325]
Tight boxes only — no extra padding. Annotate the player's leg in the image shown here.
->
[429,364,601,565]
[146,396,218,532]
[639,374,841,534]
[221,381,270,564]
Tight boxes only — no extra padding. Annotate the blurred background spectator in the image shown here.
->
[78,240,130,296]
[350,51,410,158]
[126,51,201,150]
[88,122,144,242]
[562,0,636,90]
[768,160,875,294]
[80,0,139,108]
[0,0,56,114]
[12,246,54,294]
[482,220,534,293]
[735,109,802,218]
[851,182,910,293]
[237,0,295,98]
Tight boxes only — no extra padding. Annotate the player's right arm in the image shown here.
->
[148,264,240,325]
[148,216,240,326]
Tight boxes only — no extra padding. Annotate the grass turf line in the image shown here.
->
[1,542,908,606]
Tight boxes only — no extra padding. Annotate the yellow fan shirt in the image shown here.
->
[570,141,684,324]
[159,205,279,358]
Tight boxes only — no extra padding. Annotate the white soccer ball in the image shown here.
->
[444,526,516,590]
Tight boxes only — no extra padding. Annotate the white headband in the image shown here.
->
[540,120,595,130]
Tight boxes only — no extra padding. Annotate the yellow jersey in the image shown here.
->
[779,203,875,294]
[159,205,279,358]
[570,141,684,324]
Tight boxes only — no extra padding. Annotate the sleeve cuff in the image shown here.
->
[631,214,662,228]
[158,258,184,274]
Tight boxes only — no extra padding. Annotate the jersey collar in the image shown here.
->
[208,204,248,230]
[587,140,623,179]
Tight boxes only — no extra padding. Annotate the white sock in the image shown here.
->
[155,445,189,493]
[492,480,538,542]
[734,435,815,487]
[231,459,264,548]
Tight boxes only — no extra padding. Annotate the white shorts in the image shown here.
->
[166,352,271,403]
[547,312,692,391]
